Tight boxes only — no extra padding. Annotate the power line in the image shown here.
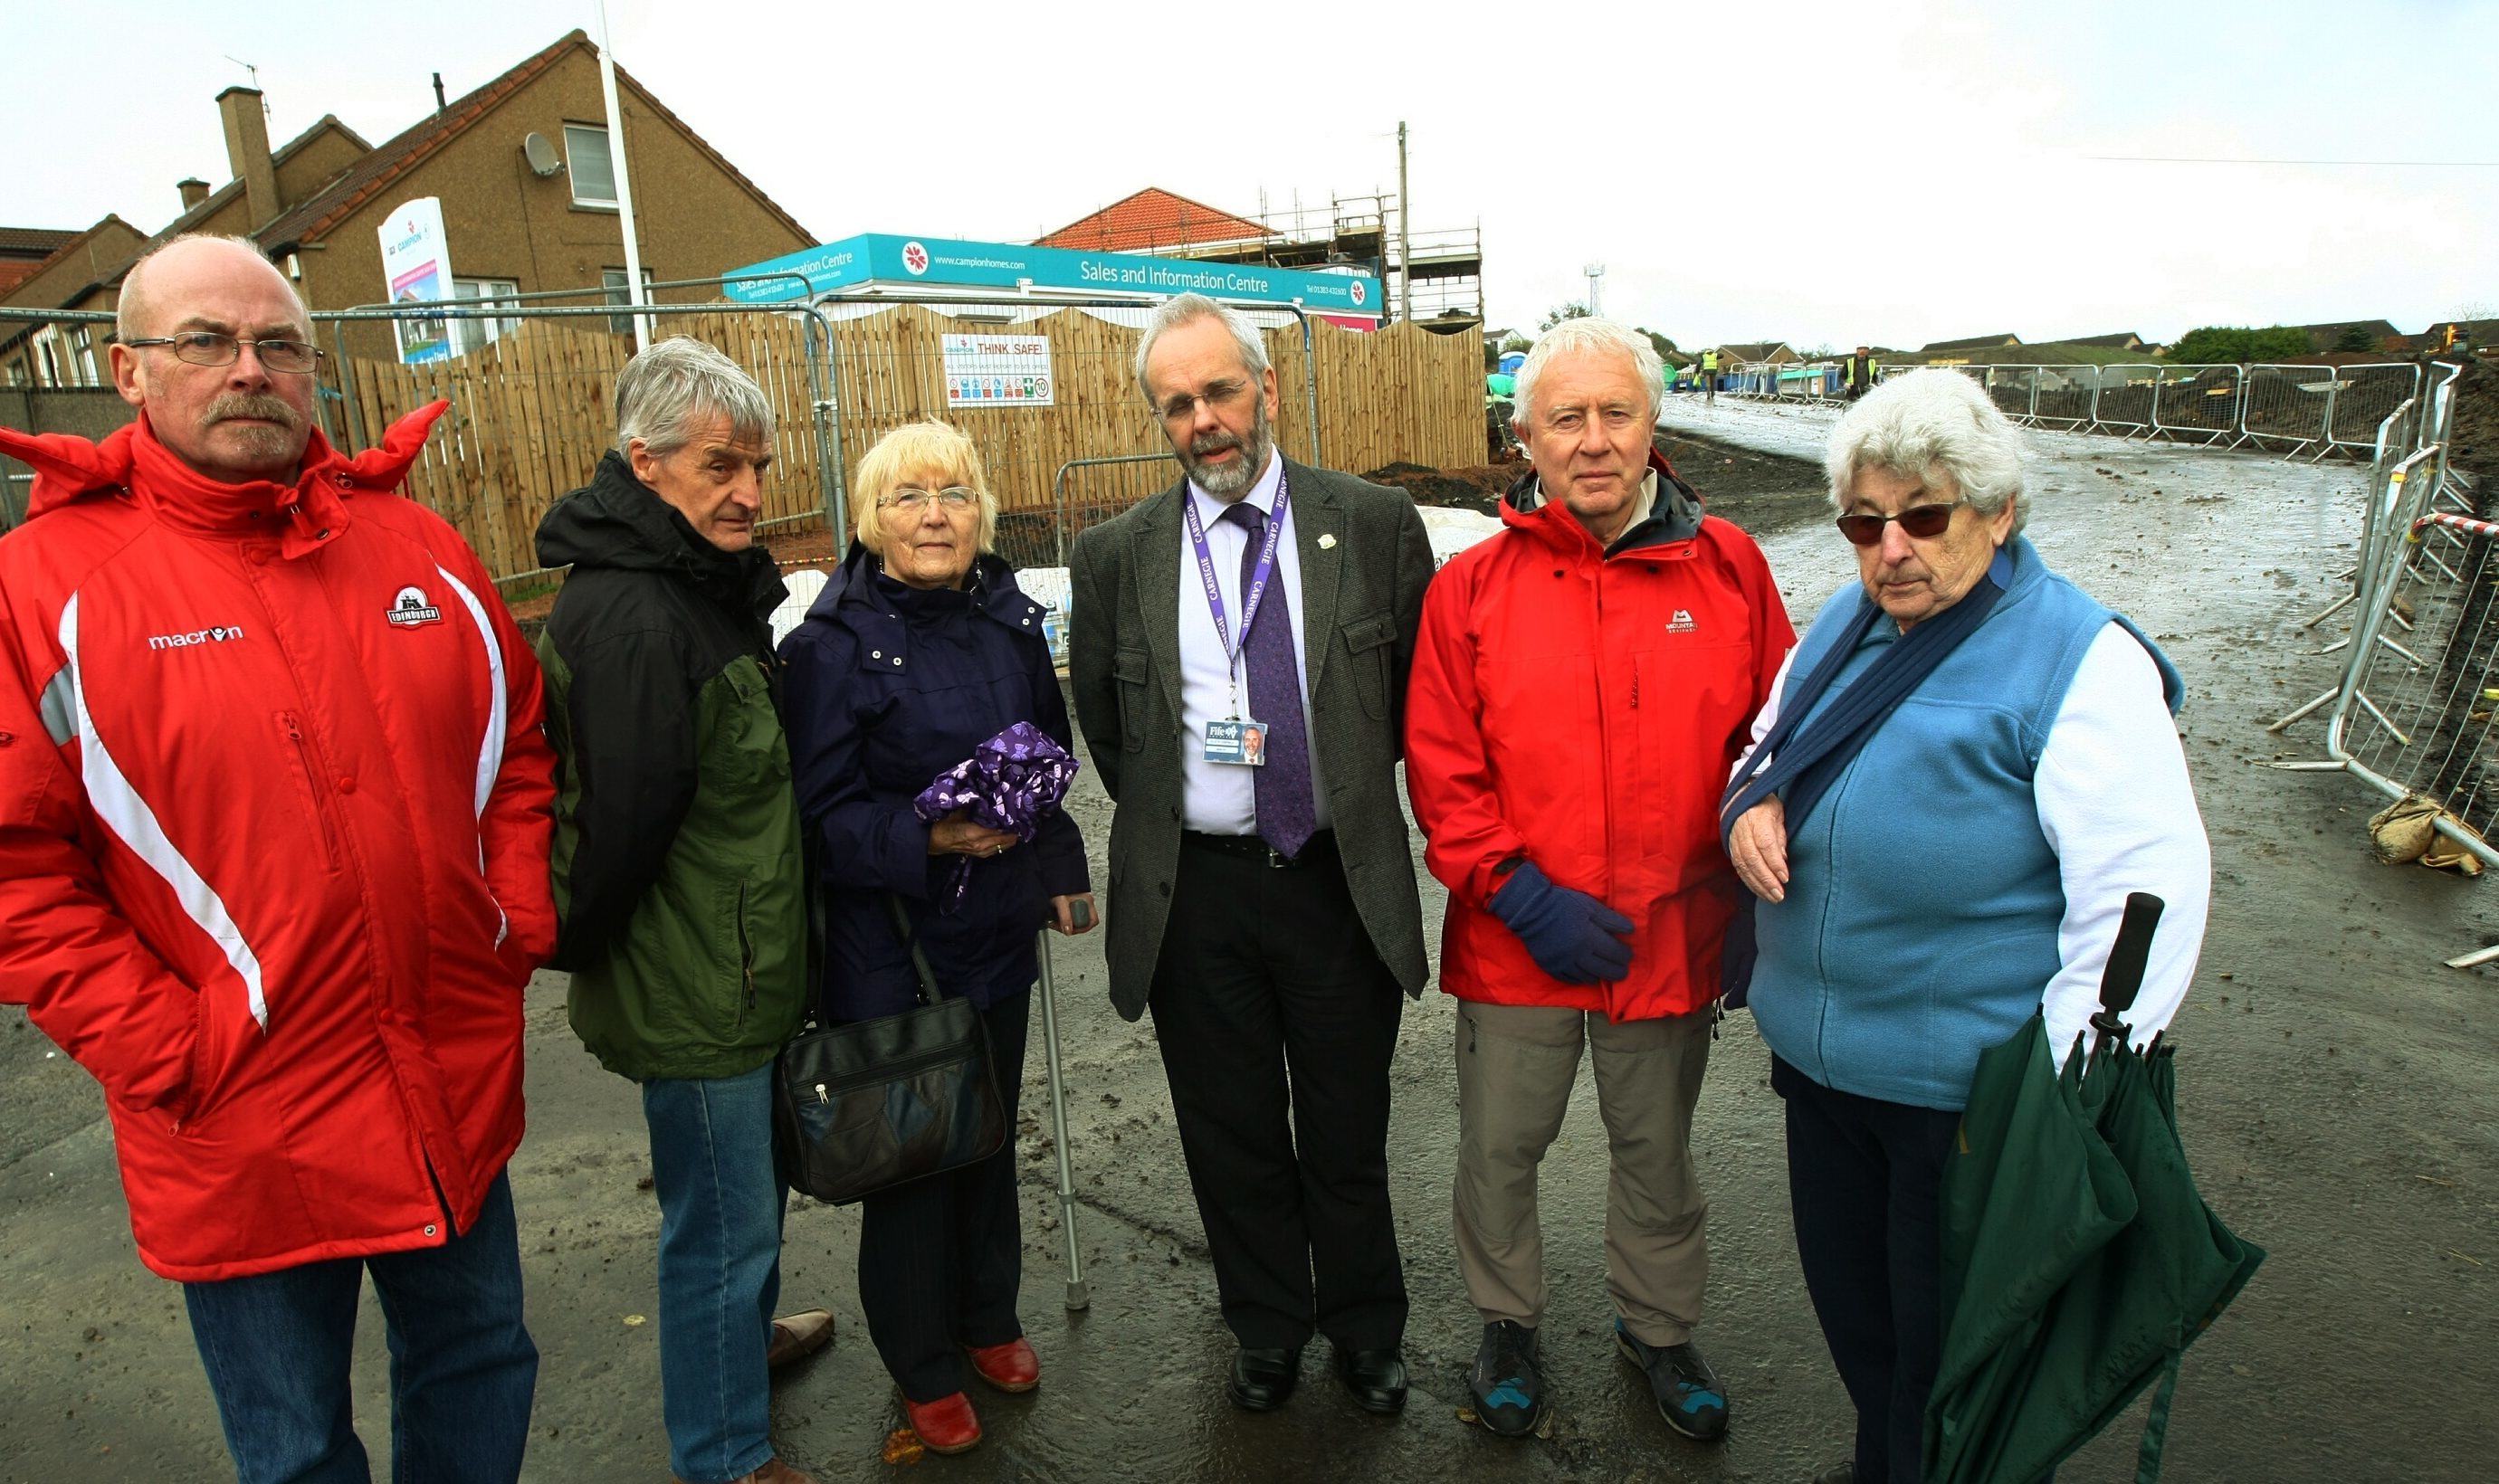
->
[2085,155,2499,167]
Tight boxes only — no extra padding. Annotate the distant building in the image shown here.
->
[1919,332,2023,354]
[2060,332,2146,350]
[0,227,85,300]
[3,28,814,377]
[2288,319,2403,354]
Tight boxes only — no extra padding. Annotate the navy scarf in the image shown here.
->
[1717,543,2017,1004]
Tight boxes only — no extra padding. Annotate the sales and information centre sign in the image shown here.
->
[724,233,1381,321]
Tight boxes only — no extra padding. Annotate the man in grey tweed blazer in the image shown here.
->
[1068,293,1433,1417]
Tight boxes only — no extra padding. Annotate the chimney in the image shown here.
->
[176,177,210,212]
[215,86,281,230]
[434,72,447,114]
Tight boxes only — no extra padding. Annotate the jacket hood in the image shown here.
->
[0,401,448,544]
[1502,447,1704,556]
[536,450,786,619]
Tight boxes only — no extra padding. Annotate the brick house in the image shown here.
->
[2,28,814,376]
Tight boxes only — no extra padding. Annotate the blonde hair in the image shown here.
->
[853,421,998,556]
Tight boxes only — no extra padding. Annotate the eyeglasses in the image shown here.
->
[120,330,323,375]
[1836,499,1965,547]
[1155,377,1254,424]
[880,486,978,514]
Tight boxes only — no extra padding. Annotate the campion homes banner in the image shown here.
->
[724,233,1382,323]
[377,198,455,365]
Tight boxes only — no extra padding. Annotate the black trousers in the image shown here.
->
[1149,833,1407,1352]
[856,991,1031,1402]
[1773,1054,1963,1484]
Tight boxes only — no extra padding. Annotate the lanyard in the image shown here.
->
[1182,469,1292,715]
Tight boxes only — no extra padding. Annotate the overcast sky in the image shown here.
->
[7,0,2491,350]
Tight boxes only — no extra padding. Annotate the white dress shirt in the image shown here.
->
[1734,623,2211,1057]
[1177,449,1332,835]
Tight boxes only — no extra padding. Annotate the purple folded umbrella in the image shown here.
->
[913,721,1081,908]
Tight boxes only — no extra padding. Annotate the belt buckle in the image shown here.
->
[1265,845,1292,869]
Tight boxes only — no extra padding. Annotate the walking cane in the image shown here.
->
[1036,904,1090,1310]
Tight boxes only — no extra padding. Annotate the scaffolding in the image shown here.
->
[1080,190,1483,329]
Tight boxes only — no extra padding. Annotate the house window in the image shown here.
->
[450,277,522,357]
[68,326,100,386]
[602,267,655,335]
[564,124,617,207]
[30,327,63,388]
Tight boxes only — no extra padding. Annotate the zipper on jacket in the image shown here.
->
[279,711,345,871]
[737,881,757,1014]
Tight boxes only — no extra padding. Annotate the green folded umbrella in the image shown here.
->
[1923,896,2265,1484]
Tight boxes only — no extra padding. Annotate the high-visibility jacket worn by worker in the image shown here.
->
[1405,452,1791,1022]
[0,403,558,1282]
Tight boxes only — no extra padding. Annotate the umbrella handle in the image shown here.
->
[2088,891,2167,1042]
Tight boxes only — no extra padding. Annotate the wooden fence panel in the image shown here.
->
[335,305,1482,583]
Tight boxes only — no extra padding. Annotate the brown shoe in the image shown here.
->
[673,1460,817,1484]
[767,1308,835,1369]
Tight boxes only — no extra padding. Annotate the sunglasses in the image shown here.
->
[1836,499,1964,547]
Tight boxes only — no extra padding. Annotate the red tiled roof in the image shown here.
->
[0,226,81,258]
[256,30,813,252]
[1037,188,1269,254]
[0,261,43,295]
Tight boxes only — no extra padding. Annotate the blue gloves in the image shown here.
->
[1487,861,1634,985]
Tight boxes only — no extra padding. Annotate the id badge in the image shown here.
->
[1203,718,1268,766]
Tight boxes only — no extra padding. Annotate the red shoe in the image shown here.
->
[964,1336,1040,1393]
[904,1392,981,1454]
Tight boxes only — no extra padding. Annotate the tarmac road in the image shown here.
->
[5,399,2495,1481]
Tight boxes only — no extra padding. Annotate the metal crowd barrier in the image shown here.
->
[2265,362,2496,966]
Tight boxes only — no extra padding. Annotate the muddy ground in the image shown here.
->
[6,400,2497,1482]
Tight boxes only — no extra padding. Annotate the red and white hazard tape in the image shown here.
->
[2411,512,2499,541]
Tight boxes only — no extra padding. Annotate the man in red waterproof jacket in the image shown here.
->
[1406,318,1792,1445]
[0,235,558,1482]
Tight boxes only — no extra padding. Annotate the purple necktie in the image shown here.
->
[1222,500,1316,859]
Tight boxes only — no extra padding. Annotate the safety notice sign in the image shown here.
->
[940,333,1055,407]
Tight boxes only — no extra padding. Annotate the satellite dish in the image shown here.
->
[522,131,561,177]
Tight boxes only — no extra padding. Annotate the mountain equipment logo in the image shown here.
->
[148,625,246,651]
[386,586,444,628]
[1667,610,1698,633]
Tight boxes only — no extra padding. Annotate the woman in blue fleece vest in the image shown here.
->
[1722,370,2211,1484]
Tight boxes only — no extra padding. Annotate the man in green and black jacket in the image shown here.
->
[535,337,827,1484]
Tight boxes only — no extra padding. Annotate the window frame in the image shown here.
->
[563,123,618,209]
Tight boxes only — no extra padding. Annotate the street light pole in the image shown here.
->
[1584,262,1606,318]
[1397,121,1413,325]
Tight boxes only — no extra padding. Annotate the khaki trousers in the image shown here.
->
[1451,999,1713,1346]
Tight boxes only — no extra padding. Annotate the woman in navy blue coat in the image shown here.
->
[778,422,1094,1454]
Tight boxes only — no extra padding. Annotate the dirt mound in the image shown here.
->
[1362,461,1515,516]
[2446,355,2499,486]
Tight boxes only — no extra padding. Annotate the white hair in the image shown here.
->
[615,336,775,455]
[1132,292,1269,403]
[1512,318,1664,428]
[1826,367,2027,533]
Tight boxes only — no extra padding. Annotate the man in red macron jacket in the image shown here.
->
[1405,318,1791,1444]
[0,235,557,1483]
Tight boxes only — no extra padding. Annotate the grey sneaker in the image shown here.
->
[1614,1319,1729,1441]
[1467,1320,1547,1438]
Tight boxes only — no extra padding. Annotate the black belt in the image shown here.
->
[1181,828,1336,869]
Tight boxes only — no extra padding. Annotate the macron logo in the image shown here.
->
[148,624,247,651]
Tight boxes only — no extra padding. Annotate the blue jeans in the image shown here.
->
[183,1169,536,1484]
[644,1062,787,1484]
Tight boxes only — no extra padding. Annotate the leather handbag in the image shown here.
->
[772,894,1006,1205]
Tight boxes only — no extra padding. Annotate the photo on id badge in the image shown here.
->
[1206,718,1268,766]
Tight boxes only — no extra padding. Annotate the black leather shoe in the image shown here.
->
[1226,1346,1302,1412]
[1336,1346,1408,1413]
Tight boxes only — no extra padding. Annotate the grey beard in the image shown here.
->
[1188,419,1272,499]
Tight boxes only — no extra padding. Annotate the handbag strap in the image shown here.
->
[886,893,949,1005]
